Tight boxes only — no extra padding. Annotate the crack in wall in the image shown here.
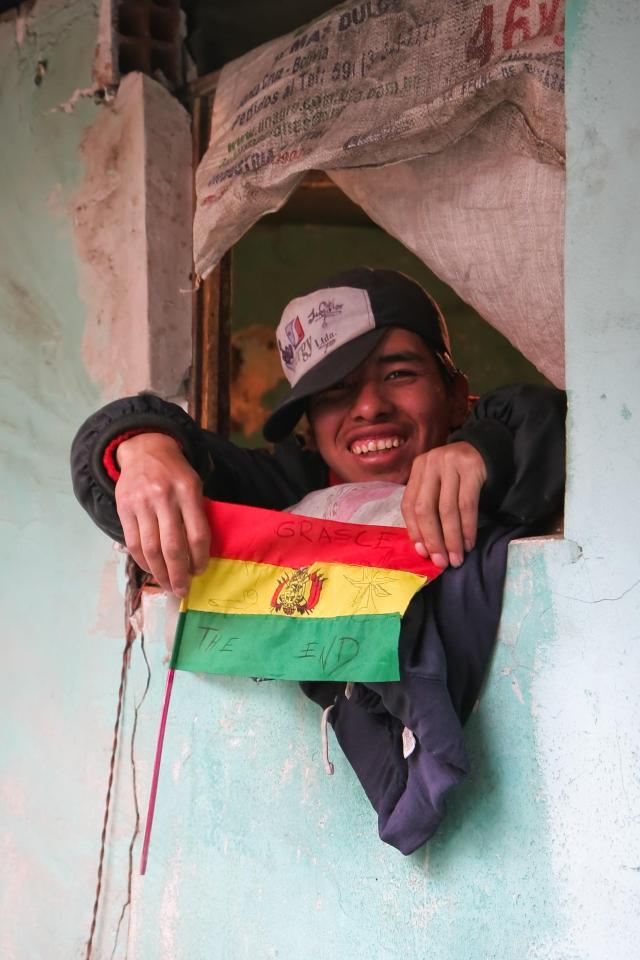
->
[110,633,152,960]
[555,576,640,604]
[85,559,152,960]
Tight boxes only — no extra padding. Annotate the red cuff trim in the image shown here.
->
[102,430,151,482]
[103,429,182,482]
[103,429,183,482]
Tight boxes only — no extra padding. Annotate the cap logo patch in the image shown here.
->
[307,299,343,328]
[276,286,375,386]
[285,315,305,347]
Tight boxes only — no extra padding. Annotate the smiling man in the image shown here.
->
[72,268,564,594]
[74,268,530,593]
[71,267,566,852]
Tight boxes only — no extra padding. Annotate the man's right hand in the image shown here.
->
[115,433,211,596]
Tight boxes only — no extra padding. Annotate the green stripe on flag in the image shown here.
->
[170,610,401,682]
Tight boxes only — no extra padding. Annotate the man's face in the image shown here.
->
[308,328,468,485]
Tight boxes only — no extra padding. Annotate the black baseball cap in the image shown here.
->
[263,267,456,442]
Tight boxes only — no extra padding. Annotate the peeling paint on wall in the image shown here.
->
[0,3,144,959]
[93,0,116,88]
[13,0,36,48]
[72,72,192,400]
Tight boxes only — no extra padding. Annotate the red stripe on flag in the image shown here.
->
[203,499,441,578]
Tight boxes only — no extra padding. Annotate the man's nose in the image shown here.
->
[349,379,393,420]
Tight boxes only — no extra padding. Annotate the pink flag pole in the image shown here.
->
[140,668,175,875]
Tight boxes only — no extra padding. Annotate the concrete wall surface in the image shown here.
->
[0,3,133,959]
[1,1,639,959]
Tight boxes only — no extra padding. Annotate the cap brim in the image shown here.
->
[262,327,388,443]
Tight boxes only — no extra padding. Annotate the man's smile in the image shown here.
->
[348,434,406,456]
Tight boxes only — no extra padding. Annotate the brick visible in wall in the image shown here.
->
[117,0,182,90]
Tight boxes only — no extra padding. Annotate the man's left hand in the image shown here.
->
[401,441,487,569]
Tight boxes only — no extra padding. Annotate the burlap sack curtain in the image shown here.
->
[193,0,565,386]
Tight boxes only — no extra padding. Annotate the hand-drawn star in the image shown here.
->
[343,569,396,613]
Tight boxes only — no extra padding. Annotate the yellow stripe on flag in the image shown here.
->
[186,557,428,619]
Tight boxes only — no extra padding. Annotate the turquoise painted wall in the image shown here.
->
[2,2,638,958]
[0,4,137,957]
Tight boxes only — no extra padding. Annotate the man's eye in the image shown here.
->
[386,368,417,381]
[312,381,351,405]
[323,380,351,395]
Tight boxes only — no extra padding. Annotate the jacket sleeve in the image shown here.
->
[447,384,566,526]
[70,393,326,542]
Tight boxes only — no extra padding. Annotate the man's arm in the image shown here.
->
[113,432,210,595]
[401,384,566,568]
[71,394,327,592]
[71,393,213,544]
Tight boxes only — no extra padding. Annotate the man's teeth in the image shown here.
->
[351,437,403,455]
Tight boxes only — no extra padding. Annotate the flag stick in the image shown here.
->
[140,668,175,875]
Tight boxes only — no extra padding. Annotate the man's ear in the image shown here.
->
[449,372,470,429]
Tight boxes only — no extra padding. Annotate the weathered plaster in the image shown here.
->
[534,544,640,957]
[93,0,116,88]
[73,71,193,401]
[565,0,640,567]
[0,3,140,958]
[12,0,36,47]
[536,4,640,954]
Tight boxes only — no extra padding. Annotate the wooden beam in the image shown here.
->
[190,90,232,433]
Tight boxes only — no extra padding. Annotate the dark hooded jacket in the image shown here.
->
[71,384,565,853]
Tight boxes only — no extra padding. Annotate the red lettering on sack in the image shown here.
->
[503,0,531,50]
[537,0,560,35]
[466,4,495,67]
[556,4,564,42]
[467,0,562,65]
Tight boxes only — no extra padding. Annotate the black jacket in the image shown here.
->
[71,385,566,853]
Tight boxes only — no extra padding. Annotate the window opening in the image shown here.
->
[187,79,554,462]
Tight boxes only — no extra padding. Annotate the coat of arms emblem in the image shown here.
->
[270,566,325,616]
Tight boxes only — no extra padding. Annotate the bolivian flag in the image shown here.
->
[171,499,442,683]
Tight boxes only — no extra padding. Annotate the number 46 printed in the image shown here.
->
[466,0,564,67]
